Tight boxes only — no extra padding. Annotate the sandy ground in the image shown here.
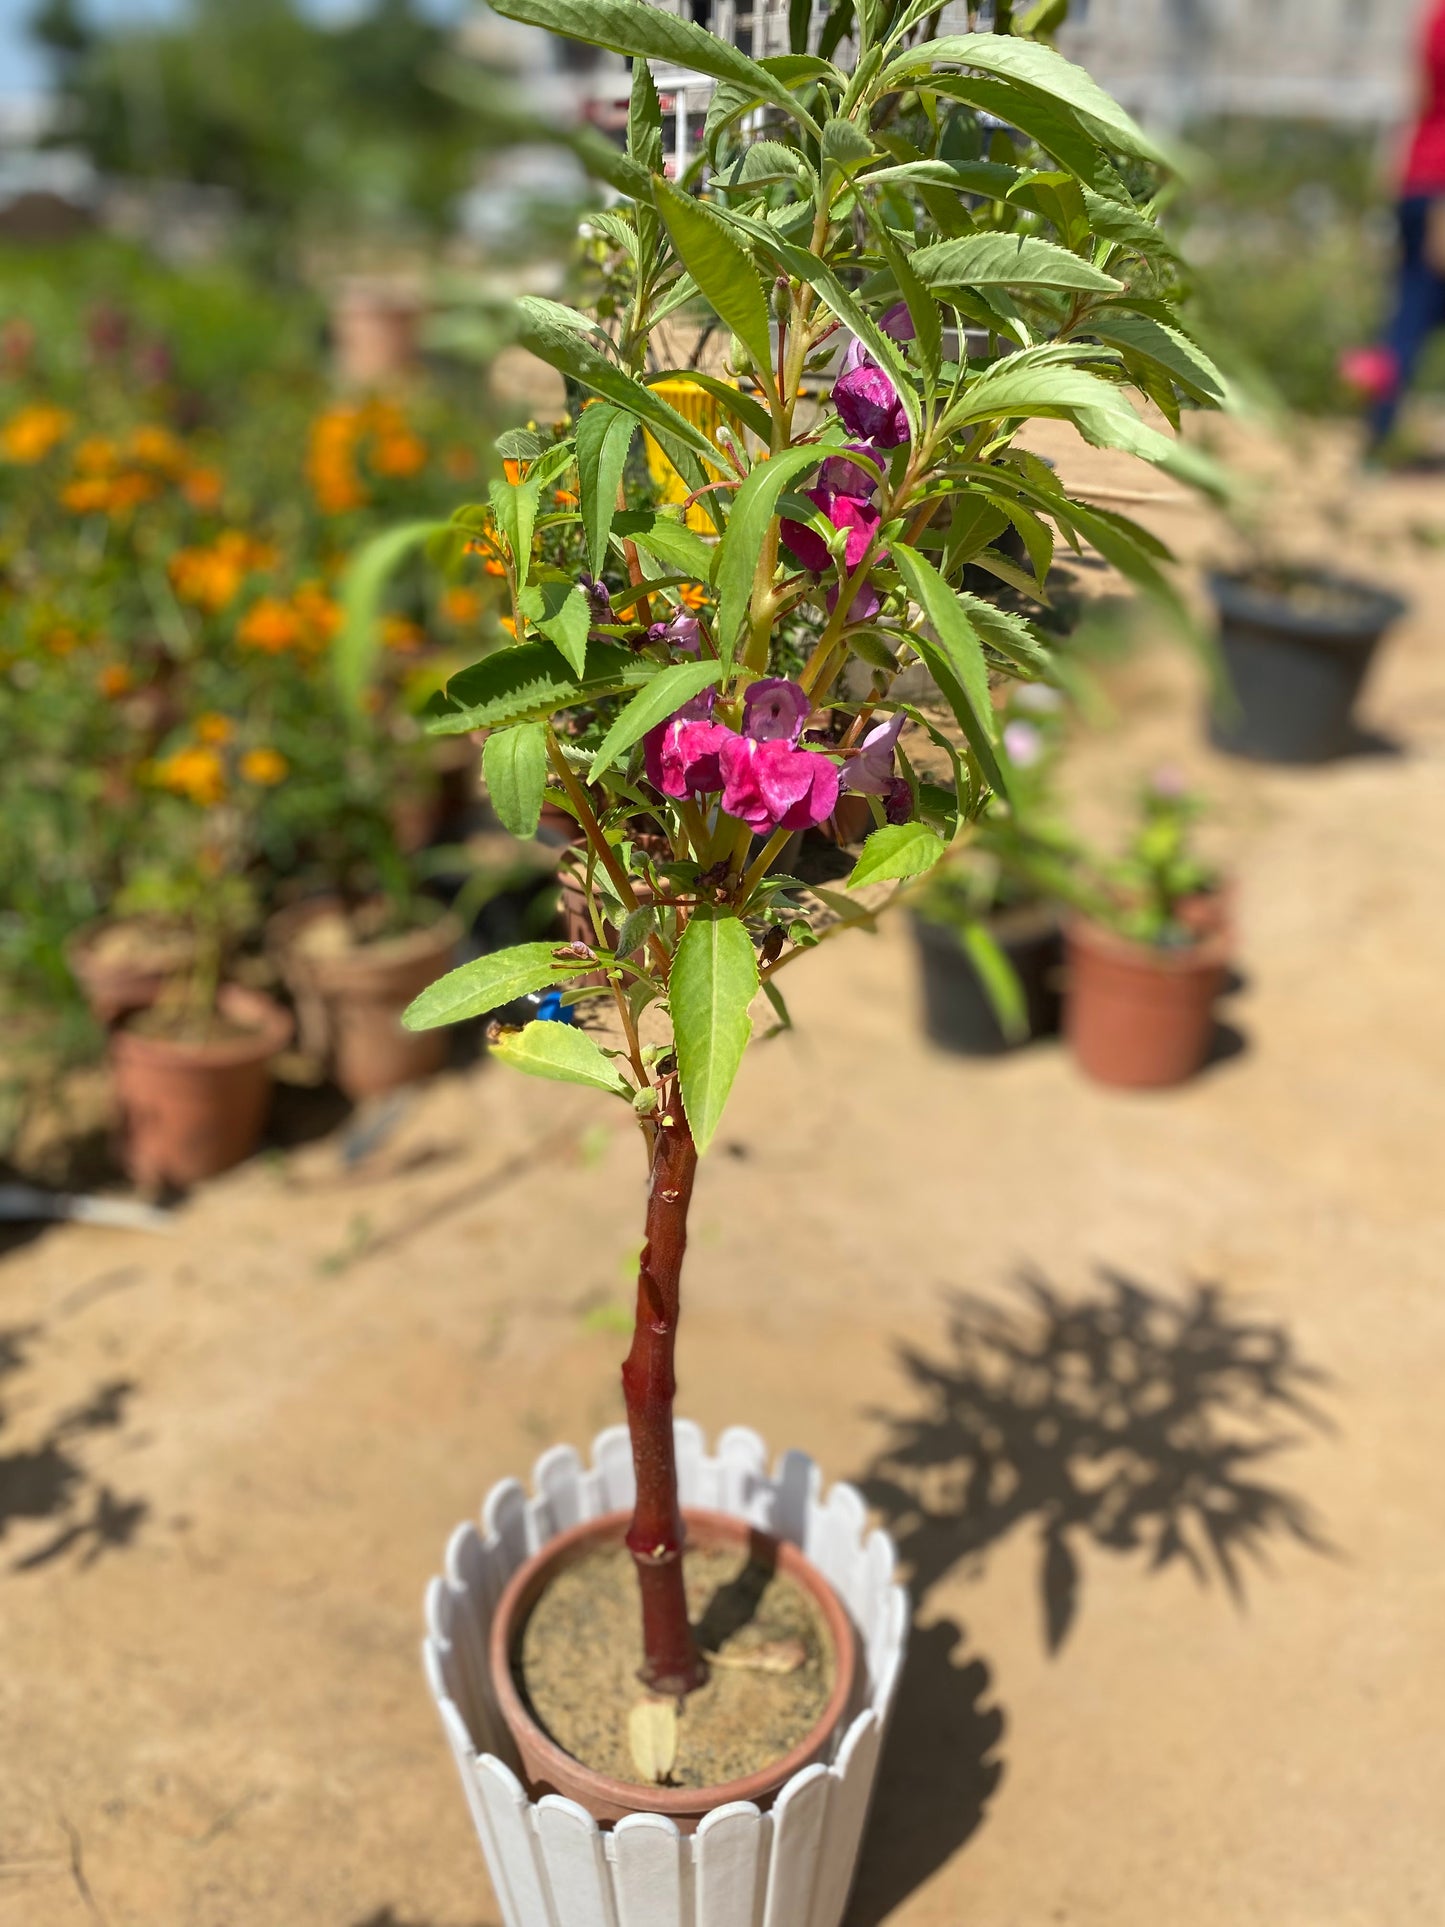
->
[2,419,1444,1927]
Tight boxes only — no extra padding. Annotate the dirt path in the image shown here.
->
[2,422,1443,1927]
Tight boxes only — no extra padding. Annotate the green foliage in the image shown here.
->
[403,943,597,1032]
[489,1018,632,1095]
[670,911,758,1154]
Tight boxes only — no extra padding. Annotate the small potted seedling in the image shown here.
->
[350,7,1233,1920]
[1065,770,1229,1089]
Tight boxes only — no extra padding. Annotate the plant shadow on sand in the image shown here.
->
[845,1266,1335,1921]
[0,1324,149,1572]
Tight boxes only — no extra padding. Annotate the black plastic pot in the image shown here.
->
[1207,570,1406,764]
[911,906,1062,1056]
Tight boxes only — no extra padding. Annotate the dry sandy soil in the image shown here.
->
[2,420,1444,1927]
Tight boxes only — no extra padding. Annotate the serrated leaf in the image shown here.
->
[714,443,831,665]
[671,909,757,1153]
[847,821,947,889]
[521,578,591,675]
[923,76,1127,195]
[488,0,819,132]
[912,232,1120,295]
[590,658,727,781]
[1086,309,1228,405]
[403,943,595,1031]
[482,722,548,838]
[614,902,656,961]
[654,177,774,380]
[628,60,664,175]
[491,1019,632,1095]
[432,639,652,733]
[576,403,638,578]
[612,509,717,580]
[822,116,874,171]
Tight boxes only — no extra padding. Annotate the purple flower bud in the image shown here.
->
[646,609,702,654]
[843,710,907,794]
[833,358,909,449]
[578,573,613,623]
[880,302,916,343]
[719,735,841,834]
[743,677,810,743]
[825,578,883,625]
[820,442,884,500]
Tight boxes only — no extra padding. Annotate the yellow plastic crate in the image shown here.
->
[641,378,730,533]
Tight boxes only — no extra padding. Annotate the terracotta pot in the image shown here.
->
[304,911,460,1099]
[825,793,874,847]
[67,918,197,1026]
[331,279,423,387]
[537,798,583,847]
[110,986,292,1187]
[264,895,344,1060]
[489,1506,860,1831]
[1065,917,1228,1090]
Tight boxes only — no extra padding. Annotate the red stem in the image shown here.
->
[621,1102,707,1697]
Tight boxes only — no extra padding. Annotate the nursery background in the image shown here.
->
[1,1,1443,1924]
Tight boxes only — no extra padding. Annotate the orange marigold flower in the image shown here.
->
[196,712,234,745]
[293,581,341,648]
[679,582,708,611]
[43,626,79,657]
[240,747,288,786]
[483,556,507,578]
[182,466,224,510]
[170,532,276,612]
[371,430,427,478]
[153,745,225,807]
[498,615,517,637]
[61,477,113,515]
[73,436,119,475]
[129,423,186,473]
[104,470,159,514]
[553,488,578,507]
[98,663,132,698]
[441,586,482,625]
[502,458,524,485]
[1,403,72,464]
[238,596,305,653]
[382,614,426,655]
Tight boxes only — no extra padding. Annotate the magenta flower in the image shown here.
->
[743,677,811,742]
[719,734,841,833]
[644,687,729,800]
[781,487,882,575]
[843,711,907,794]
[832,304,915,449]
[647,609,702,655]
[820,443,885,500]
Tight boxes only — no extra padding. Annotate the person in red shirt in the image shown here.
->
[1344,1,1445,452]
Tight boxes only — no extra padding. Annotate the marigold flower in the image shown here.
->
[553,488,578,507]
[238,596,305,653]
[196,712,234,745]
[371,430,427,478]
[182,466,224,510]
[170,532,274,612]
[61,477,113,515]
[98,663,132,698]
[678,582,707,611]
[129,423,186,473]
[153,745,225,807]
[293,581,341,648]
[240,746,288,786]
[73,436,119,475]
[382,614,426,655]
[1,403,72,464]
[43,627,79,658]
[442,586,482,625]
[503,459,524,485]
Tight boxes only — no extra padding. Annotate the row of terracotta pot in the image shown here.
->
[65,903,461,1190]
[914,891,1232,1090]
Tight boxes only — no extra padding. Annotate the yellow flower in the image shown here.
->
[196,712,234,745]
[153,746,225,807]
[170,532,276,613]
[679,582,708,611]
[61,477,113,514]
[442,586,481,625]
[1,403,72,464]
[73,436,119,475]
[240,747,288,786]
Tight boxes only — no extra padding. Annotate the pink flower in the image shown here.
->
[820,443,885,500]
[644,705,731,799]
[719,734,841,833]
[1002,719,1044,769]
[843,711,907,794]
[742,677,810,742]
[781,488,882,575]
[834,354,909,448]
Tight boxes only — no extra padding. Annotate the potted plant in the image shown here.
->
[1064,770,1230,1089]
[1207,563,1406,764]
[908,685,1071,1053]
[345,8,1229,1918]
[108,847,291,1190]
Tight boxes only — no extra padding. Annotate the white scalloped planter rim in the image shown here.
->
[423,1419,910,1927]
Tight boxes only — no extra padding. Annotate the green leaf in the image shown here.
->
[1086,309,1229,406]
[671,909,758,1154]
[589,658,727,781]
[912,232,1121,295]
[961,920,1028,1043]
[576,403,638,578]
[957,591,1053,676]
[515,297,721,470]
[892,541,1010,801]
[520,578,591,676]
[612,509,716,580]
[489,473,543,588]
[923,76,1126,194]
[654,177,774,379]
[491,1020,631,1096]
[647,368,773,443]
[714,442,833,666]
[847,820,948,889]
[481,723,548,838]
[822,116,874,171]
[334,519,448,717]
[628,60,664,175]
[403,943,595,1031]
[487,0,820,133]
[883,33,1172,170]
[431,639,653,734]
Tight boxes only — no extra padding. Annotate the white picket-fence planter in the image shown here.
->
[422,1419,910,1927]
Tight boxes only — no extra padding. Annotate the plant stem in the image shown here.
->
[621,1104,707,1698]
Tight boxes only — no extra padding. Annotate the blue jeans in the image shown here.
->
[1371,195,1445,445]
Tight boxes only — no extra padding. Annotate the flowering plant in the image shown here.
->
[395,3,1228,1697]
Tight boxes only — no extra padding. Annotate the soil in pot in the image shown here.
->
[110,985,292,1188]
[912,904,1062,1055]
[67,918,197,1025]
[493,1509,858,1829]
[1065,919,1227,1091]
[295,901,460,1100]
[520,1540,835,1790]
[1208,567,1406,764]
